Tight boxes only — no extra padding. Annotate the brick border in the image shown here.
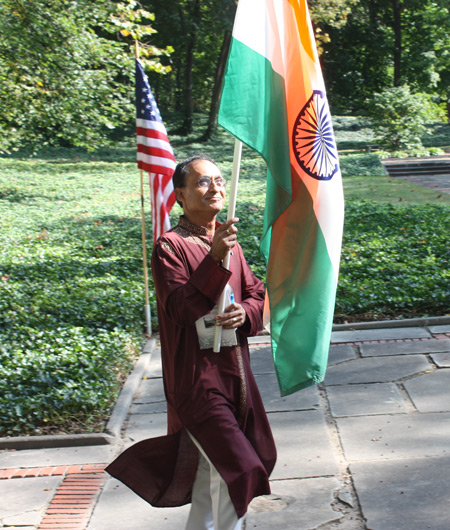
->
[0,464,106,530]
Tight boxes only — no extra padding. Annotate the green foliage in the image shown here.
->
[337,201,450,321]
[0,327,135,434]
[377,147,445,160]
[310,0,358,52]
[0,0,171,153]
[368,85,445,150]
[0,152,144,435]
[1,115,449,435]
[322,0,450,114]
[109,0,173,73]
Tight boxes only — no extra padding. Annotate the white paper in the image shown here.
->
[195,284,237,350]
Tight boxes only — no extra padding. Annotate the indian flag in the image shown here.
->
[218,0,344,396]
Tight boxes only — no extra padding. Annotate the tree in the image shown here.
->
[145,0,237,136]
[320,0,450,114]
[369,85,444,150]
[309,0,358,54]
[202,0,236,140]
[0,0,170,152]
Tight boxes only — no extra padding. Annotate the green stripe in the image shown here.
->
[218,38,291,239]
[267,166,336,396]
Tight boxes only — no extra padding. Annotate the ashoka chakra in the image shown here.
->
[292,90,339,181]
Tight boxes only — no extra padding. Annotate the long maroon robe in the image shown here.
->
[106,216,277,518]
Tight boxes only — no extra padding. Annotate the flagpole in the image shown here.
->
[136,40,152,337]
[213,138,242,352]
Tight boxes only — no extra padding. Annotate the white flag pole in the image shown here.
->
[140,168,152,337]
[136,41,152,337]
[213,138,243,352]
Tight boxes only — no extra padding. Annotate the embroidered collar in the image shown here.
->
[177,215,221,236]
[177,215,210,236]
[172,216,222,251]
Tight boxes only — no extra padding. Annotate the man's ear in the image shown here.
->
[174,187,184,206]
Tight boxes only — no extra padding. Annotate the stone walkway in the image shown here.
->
[1,323,450,530]
[382,156,450,194]
[398,174,450,194]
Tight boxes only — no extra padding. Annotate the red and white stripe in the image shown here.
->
[136,118,176,242]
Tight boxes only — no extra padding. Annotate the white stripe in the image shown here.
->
[316,175,345,281]
[150,174,168,240]
[162,179,174,202]
[232,0,268,57]
[137,152,176,170]
[232,0,285,78]
[136,135,175,156]
[136,118,168,134]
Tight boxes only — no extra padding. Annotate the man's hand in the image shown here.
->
[210,218,239,263]
[215,302,246,329]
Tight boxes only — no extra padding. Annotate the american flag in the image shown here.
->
[136,59,176,243]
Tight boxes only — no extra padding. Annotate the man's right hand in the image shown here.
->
[210,218,239,262]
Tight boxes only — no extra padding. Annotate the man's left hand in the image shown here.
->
[215,303,246,329]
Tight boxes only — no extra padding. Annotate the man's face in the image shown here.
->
[175,159,226,220]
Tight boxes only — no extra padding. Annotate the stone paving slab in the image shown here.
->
[123,412,167,443]
[246,478,343,529]
[0,445,115,469]
[324,355,431,386]
[429,324,450,334]
[254,372,320,412]
[331,326,431,343]
[336,412,450,461]
[431,352,450,367]
[89,478,344,530]
[130,400,167,414]
[133,377,165,404]
[326,383,407,417]
[250,345,274,374]
[144,349,163,379]
[268,410,339,480]
[86,477,189,530]
[398,174,450,194]
[0,475,62,528]
[360,338,450,357]
[351,456,450,530]
[404,369,450,412]
[328,344,357,365]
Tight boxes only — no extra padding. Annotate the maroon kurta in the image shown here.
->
[106,216,276,518]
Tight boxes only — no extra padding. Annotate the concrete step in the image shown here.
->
[383,160,450,177]
[386,169,450,177]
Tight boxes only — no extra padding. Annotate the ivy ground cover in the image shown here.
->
[1,132,449,435]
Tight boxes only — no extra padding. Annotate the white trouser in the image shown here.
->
[186,433,243,530]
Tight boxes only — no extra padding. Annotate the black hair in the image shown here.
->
[172,153,216,207]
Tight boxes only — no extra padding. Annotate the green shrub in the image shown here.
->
[368,85,445,151]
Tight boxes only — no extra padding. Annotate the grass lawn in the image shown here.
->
[343,174,450,205]
[1,117,449,435]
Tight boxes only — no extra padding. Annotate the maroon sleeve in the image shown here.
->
[235,244,265,337]
[151,237,231,327]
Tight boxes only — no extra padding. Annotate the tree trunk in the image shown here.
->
[183,39,195,133]
[392,0,402,86]
[202,30,232,140]
[181,0,200,134]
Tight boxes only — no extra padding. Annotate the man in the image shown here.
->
[106,155,276,530]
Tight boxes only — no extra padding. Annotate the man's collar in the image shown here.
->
[178,215,220,236]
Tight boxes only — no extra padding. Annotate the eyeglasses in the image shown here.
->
[196,176,227,189]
